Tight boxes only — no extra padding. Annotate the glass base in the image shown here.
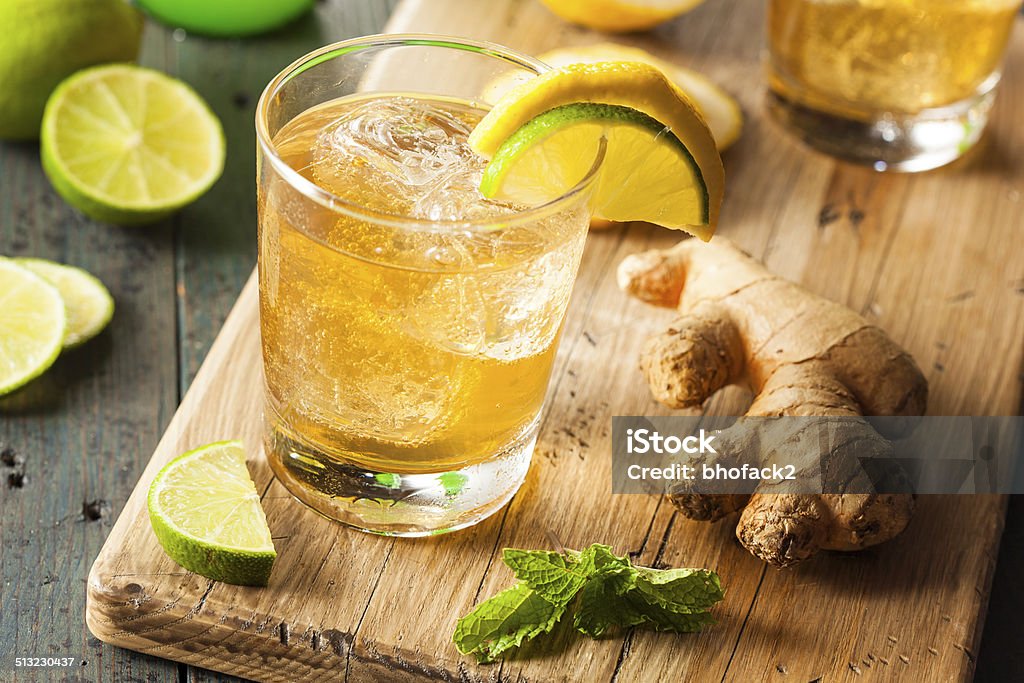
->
[263,418,537,537]
[766,80,997,173]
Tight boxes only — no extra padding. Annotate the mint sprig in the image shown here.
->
[452,583,564,660]
[453,544,723,662]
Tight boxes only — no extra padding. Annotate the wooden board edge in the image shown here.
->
[965,494,1011,680]
[85,549,479,682]
[84,572,333,683]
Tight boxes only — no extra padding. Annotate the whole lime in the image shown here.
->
[137,0,315,38]
[0,0,143,141]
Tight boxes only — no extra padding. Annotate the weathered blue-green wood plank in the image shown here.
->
[172,0,401,394]
[0,2,395,682]
[159,3,399,682]
[0,27,181,683]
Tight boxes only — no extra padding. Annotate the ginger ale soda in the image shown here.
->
[255,36,602,535]
[766,0,1022,171]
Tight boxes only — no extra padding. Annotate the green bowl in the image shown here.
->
[136,0,315,37]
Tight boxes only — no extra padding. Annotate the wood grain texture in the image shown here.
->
[169,6,402,682]
[79,1,1024,682]
[0,23,181,683]
[0,3,395,683]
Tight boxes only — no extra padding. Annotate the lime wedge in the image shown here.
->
[470,62,723,240]
[148,441,276,586]
[16,259,114,348]
[0,258,66,396]
[535,44,742,151]
[41,64,225,226]
[482,103,709,228]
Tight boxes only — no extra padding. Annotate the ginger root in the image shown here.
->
[617,238,928,567]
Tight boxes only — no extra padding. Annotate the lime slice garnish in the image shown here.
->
[148,441,276,586]
[15,259,114,348]
[0,258,66,396]
[481,103,709,229]
[41,64,225,226]
[484,43,743,151]
[470,62,724,239]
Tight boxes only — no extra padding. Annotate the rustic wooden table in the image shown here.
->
[1,1,1021,682]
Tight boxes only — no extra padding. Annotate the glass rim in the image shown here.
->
[255,33,606,232]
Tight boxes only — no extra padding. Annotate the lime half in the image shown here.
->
[41,64,225,225]
[148,441,276,586]
[16,259,114,348]
[0,258,66,396]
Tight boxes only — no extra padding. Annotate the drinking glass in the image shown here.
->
[766,0,1023,171]
[255,35,604,536]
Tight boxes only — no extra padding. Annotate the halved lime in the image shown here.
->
[16,259,114,348]
[148,441,276,586]
[470,62,723,240]
[0,258,66,396]
[41,64,225,226]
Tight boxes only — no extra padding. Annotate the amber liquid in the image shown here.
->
[768,0,1021,119]
[258,94,588,475]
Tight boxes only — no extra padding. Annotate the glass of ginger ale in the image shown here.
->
[255,35,604,535]
[766,0,1022,171]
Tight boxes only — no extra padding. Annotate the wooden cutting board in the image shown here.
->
[87,0,1024,680]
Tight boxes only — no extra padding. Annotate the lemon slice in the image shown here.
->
[0,258,66,396]
[485,44,742,151]
[41,64,225,226]
[470,62,724,239]
[16,259,114,348]
[538,0,706,32]
[148,441,276,586]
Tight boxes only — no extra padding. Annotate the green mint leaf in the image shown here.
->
[573,565,641,638]
[625,590,717,632]
[502,549,592,607]
[453,582,565,663]
[374,472,400,489]
[438,471,468,497]
[632,566,724,613]
[574,557,723,637]
[453,545,724,662]
[574,543,632,574]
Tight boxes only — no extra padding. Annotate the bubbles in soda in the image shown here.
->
[260,94,589,473]
[309,96,519,222]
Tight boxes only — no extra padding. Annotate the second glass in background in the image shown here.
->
[766,0,1022,171]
